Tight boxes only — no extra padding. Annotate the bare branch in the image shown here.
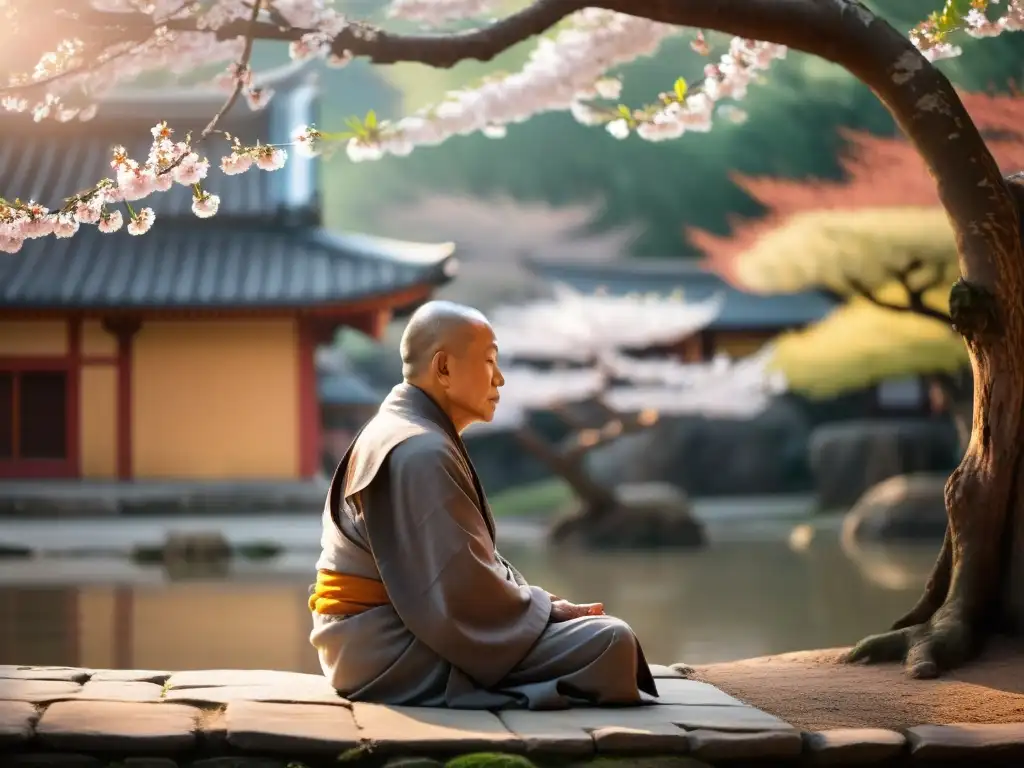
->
[844,271,953,325]
[196,3,262,143]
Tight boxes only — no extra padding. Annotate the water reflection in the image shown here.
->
[0,533,940,670]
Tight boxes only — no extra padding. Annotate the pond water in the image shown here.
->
[0,515,941,671]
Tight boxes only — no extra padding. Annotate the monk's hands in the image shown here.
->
[549,599,605,623]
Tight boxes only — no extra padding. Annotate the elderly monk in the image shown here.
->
[309,300,658,709]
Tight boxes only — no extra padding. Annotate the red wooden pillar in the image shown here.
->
[103,318,142,481]
[67,317,82,477]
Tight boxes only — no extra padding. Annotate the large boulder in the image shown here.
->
[584,397,812,497]
[548,482,705,550]
[842,473,949,544]
[809,420,958,511]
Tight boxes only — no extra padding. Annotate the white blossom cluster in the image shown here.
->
[607,38,788,142]
[345,9,680,161]
[911,0,1023,60]
[472,285,787,432]
[488,284,725,362]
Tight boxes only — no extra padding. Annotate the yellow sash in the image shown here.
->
[308,570,391,616]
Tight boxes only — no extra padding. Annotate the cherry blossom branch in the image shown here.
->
[0,0,279,251]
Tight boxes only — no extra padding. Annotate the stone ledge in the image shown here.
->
[0,480,328,518]
[3,667,1024,766]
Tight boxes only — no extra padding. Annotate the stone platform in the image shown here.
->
[1,665,1022,767]
[0,479,328,518]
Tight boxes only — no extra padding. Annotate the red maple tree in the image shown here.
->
[694,91,1024,285]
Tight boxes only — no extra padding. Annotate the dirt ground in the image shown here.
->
[692,638,1024,731]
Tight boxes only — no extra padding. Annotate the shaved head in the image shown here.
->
[400,300,491,381]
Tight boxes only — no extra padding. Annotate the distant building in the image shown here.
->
[522,257,836,361]
[0,63,455,482]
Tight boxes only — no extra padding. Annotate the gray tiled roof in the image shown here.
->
[0,131,281,220]
[0,61,313,220]
[524,257,837,330]
[0,224,455,310]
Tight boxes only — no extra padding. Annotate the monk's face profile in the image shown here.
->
[438,321,505,431]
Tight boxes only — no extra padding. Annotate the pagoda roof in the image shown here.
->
[523,257,836,331]
[0,224,455,312]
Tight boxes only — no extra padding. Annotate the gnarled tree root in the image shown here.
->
[890,527,952,631]
[842,601,977,679]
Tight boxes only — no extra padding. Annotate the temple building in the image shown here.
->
[0,63,455,483]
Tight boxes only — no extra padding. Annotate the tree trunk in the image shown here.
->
[845,177,1024,676]
[932,370,974,453]
[514,425,616,510]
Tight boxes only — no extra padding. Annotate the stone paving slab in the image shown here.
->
[75,681,165,702]
[803,728,907,765]
[590,722,690,754]
[496,710,595,756]
[0,700,38,747]
[165,683,349,707]
[224,700,360,754]
[686,728,803,762]
[907,722,1024,761]
[0,667,91,683]
[653,679,746,707]
[164,669,327,690]
[89,669,172,684]
[662,703,795,732]
[35,701,200,753]
[353,702,524,755]
[0,679,82,702]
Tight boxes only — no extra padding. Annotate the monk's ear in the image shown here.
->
[431,350,451,385]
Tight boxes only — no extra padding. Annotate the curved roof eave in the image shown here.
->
[313,229,458,268]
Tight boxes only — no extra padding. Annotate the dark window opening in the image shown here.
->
[0,369,68,461]
[20,371,67,459]
[0,373,12,459]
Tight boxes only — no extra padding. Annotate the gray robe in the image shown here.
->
[309,383,658,709]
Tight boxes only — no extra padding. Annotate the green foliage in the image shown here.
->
[742,207,966,396]
[771,285,967,398]
[735,207,958,295]
[488,477,573,518]
[445,754,539,768]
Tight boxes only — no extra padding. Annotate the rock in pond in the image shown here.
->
[842,473,948,544]
[549,483,705,550]
[810,419,958,511]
